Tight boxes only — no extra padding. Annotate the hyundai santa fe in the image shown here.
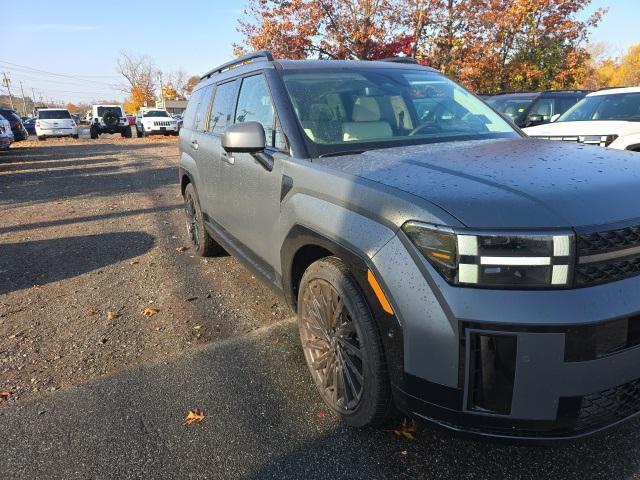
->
[178,51,640,441]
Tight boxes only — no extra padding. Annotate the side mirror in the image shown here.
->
[221,121,266,153]
[550,113,560,123]
[221,122,274,172]
[526,114,545,127]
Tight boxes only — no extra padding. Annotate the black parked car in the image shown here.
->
[486,90,589,128]
[0,108,29,141]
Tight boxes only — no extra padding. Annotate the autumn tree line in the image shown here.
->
[112,0,637,112]
[237,0,637,93]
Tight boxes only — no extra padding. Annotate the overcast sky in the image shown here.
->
[1,0,636,104]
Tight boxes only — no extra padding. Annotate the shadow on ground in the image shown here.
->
[0,232,155,294]
[1,321,638,479]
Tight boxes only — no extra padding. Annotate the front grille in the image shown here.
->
[153,121,171,126]
[574,379,640,432]
[578,225,640,256]
[577,224,640,286]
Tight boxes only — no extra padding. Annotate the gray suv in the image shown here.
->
[179,51,640,441]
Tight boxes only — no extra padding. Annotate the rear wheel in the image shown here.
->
[37,136,46,141]
[298,257,394,427]
[121,126,132,138]
[136,126,143,138]
[183,183,224,257]
[90,126,99,139]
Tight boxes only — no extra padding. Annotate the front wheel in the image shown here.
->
[122,126,132,138]
[298,257,394,427]
[89,126,99,139]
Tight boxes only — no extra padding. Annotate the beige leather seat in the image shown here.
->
[302,104,341,143]
[342,96,393,142]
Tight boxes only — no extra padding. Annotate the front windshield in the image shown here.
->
[281,68,517,155]
[558,92,640,122]
[38,110,71,120]
[486,96,535,122]
[144,110,170,117]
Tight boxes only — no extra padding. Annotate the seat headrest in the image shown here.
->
[309,104,333,121]
[352,96,381,122]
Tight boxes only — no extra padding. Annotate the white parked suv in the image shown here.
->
[523,87,640,151]
[35,108,78,140]
[135,108,179,137]
[89,104,132,139]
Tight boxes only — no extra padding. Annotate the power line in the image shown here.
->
[0,60,119,87]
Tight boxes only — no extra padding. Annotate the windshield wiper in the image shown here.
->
[319,150,366,158]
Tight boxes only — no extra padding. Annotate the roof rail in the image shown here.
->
[379,57,418,64]
[200,51,274,80]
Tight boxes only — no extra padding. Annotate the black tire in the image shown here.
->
[90,126,99,139]
[37,136,46,141]
[136,126,143,138]
[297,256,394,427]
[122,126,132,138]
[72,134,79,139]
[183,183,224,257]
[140,126,146,138]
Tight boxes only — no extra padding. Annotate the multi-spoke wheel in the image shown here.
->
[298,256,394,427]
[300,278,364,412]
[182,183,224,257]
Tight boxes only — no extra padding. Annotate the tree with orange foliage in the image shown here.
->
[237,0,605,93]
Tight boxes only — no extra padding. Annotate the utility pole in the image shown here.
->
[157,72,164,108]
[19,81,27,116]
[32,88,37,113]
[1,72,15,110]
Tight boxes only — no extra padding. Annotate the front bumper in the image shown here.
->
[143,124,178,134]
[372,233,640,441]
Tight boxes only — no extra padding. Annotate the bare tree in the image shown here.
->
[115,52,157,101]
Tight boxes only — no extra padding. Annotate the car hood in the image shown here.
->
[523,120,639,137]
[313,138,640,228]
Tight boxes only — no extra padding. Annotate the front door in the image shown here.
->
[217,73,287,269]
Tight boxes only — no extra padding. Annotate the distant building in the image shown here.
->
[156,99,187,115]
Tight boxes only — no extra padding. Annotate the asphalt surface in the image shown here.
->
[1,318,640,479]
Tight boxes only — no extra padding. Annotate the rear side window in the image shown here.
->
[235,74,285,149]
[194,85,214,131]
[183,88,204,130]
[208,81,237,134]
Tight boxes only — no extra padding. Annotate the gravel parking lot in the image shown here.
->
[1,135,640,479]
[0,135,289,401]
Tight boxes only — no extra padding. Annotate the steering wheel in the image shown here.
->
[408,122,442,136]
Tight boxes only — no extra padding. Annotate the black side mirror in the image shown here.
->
[526,114,545,127]
[221,122,273,171]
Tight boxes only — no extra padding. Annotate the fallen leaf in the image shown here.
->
[271,338,280,345]
[86,308,99,316]
[0,390,11,401]
[176,246,188,252]
[186,296,198,301]
[400,450,408,456]
[184,409,206,425]
[106,311,116,321]
[129,260,140,265]
[394,419,416,441]
[315,409,325,418]
[31,284,42,290]
[142,308,158,317]
[193,325,202,331]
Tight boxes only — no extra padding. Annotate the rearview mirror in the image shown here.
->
[221,122,266,153]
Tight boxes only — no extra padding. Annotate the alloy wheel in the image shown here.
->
[299,278,364,413]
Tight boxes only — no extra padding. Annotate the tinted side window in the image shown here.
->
[528,98,554,120]
[194,85,214,131]
[557,98,579,115]
[235,74,285,149]
[209,81,237,134]
[183,88,204,130]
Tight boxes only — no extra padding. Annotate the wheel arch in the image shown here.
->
[281,225,405,382]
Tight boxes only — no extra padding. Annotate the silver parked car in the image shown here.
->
[179,51,640,442]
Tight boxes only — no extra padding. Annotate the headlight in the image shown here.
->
[402,221,574,288]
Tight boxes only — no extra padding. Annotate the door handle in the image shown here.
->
[221,151,235,165]
[191,139,198,150]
